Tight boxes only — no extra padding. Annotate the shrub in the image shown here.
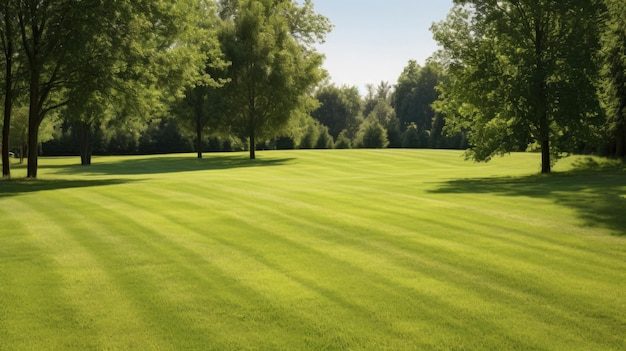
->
[355,120,389,148]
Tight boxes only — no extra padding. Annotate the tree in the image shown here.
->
[432,1,605,173]
[363,81,392,118]
[1,1,19,178]
[17,0,98,177]
[393,60,443,136]
[311,84,361,139]
[9,104,60,163]
[219,0,331,159]
[63,0,213,166]
[599,0,626,157]
[334,129,352,149]
[173,0,229,159]
[355,120,389,149]
[16,0,198,177]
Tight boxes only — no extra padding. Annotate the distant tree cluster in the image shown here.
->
[307,63,466,151]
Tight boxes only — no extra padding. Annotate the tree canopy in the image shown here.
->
[312,84,362,139]
[218,0,331,159]
[0,0,210,177]
[432,0,605,173]
[599,0,626,157]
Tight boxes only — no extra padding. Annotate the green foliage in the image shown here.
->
[279,113,333,149]
[366,99,396,131]
[355,119,389,149]
[218,0,331,159]
[599,0,626,157]
[363,81,392,118]
[137,117,193,154]
[7,0,206,176]
[334,129,352,149]
[432,0,605,172]
[298,118,320,149]
[314,124,334,149]
[401,123,429,148]
[394,60,443,133]
[311,84,362,139]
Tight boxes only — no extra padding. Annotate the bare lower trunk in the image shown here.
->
[2,6,13,178]
[249,127,256,160]
[80,122,93,166]
[27,68,41,178]
[540,132,551,174]
[196,118,203,159]
[248,112,256,159]
[534,21,551,174]
[2,96,10,178]
[27,118,39,178]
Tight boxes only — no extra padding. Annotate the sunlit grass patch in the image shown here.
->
[1,150,625,350]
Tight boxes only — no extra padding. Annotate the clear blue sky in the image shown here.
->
[309,0,454,91]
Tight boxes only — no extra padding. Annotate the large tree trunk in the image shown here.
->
[2,68,11,178]
[2,110,10,179]
[540,118,551,174]
[2,5,13,178]
[534,22,551,174]
[249,127,256,160]
[27,66,42,178]
[248,104,256,160]
[26,116,40,178]
[79,121,93,166]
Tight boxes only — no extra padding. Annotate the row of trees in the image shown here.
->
[1,0,331,178]
[38,63,462,157]
[3,0,624,177]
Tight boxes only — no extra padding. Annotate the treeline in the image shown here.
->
[41,60,463,157]
[3,0,625,179]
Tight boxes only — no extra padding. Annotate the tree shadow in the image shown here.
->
[0,179,137,198]
[429,157,626,236]
[45,154,296,176]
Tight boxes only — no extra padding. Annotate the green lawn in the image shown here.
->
[1,150,625,350]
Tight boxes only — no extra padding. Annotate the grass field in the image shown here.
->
[1,150,625,350]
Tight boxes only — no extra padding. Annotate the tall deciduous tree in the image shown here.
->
[1,1,19,178]
[16,0,198,176]
[599,0,626,158]
[64,0,211,166]
[394,60,443,134]
[17,0,97,177]
[218,0,331,159]
[175,0,229,159]
[432,1,604,173]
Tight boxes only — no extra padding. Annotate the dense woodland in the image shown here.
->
[1,0,625,178]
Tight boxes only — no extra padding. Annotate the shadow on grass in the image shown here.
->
[0,178,136,198]
[430,158,626,236]
[45,154,295,176]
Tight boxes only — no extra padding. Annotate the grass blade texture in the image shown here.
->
[1,150,625,350]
